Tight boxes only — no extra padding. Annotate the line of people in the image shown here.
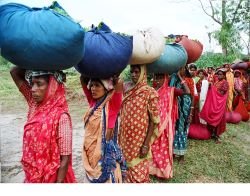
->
[10,61,248,183]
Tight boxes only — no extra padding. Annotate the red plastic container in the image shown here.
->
[177,36,203,64]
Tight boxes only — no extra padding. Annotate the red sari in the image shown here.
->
[21,76,76,183]
[150,76,178,179]
[200,79,229,136]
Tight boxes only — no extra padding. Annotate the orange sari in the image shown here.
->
[226,71,234,111]
[119,65,160,183]
[82,91,123,183]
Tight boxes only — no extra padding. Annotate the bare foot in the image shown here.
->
[178,156,185,164]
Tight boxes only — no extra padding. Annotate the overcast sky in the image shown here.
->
[0,0,223,53]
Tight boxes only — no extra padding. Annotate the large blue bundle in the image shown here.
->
[75,22,133,78]
[147,43,188,74]
[0,3,85,70]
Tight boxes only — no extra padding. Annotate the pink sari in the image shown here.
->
[150,76,178,179]
[200,80,228,136]
[21,76,76,183]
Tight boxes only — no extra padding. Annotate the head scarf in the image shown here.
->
[22,75,73,182]
[87,78,114,91]
[25,70,66,85]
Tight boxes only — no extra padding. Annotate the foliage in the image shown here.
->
[195,52,241,68]
[212,23,242,55]
[199,0,248,55]
[0,56,13,71]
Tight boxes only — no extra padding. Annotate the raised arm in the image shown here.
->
[10,66,26,88]
[80,75,93,105]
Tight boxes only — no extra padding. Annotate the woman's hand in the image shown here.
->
[139,145,149,158]
[80,75,90,85]
[106,128,114,141]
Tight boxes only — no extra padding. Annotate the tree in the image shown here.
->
[198,0,248,55]
[237,0,250,55]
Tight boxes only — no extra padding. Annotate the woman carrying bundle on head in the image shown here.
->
[10,67,76,183]
[118,64,160,183]
[150,72,190,178]
[80,75,126,183]
[169,66,192,164]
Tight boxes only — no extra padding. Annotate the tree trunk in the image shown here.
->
[221,0,227,55]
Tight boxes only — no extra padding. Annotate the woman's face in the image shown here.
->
[198,72,205,80]
[154,74,165,89]
[31,76,49,103]
[234,72,240,78]
[130,66,141,84]
[179,66,186,77]
[90,81,106,100]
[189,67,197,77]
[217,71,225,81]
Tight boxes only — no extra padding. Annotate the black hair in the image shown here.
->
[130,64,141,71]
[217,70,226,76]
[32,75,50,84]
[189,64,197,70]
[90,78,105,88]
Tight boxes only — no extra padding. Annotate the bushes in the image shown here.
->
[195,52,240,68]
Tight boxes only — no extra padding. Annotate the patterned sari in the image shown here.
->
[150,75,178,179]
[169,73,192,156]
[21,76,75,183]
[82,91,125,183]
[119,65,160,183]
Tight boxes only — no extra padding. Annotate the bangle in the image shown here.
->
[181,80,186,84]
[142,145,149,149]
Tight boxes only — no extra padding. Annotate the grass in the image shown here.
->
[0,58,249,183]
[150,121,250,183]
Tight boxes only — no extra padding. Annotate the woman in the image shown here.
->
[200,69,229,143]
[233,70,245,108]
[80,76,126,183]
[169,66,192,164]
[196,69,209,124]
[223,64,234,111]
[118,64,160,183]
[150,72,190,178]
[10,67,76,183]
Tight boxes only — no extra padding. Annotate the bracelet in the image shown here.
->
[142,145,149,149]
[191,107,194,109]
[181,80,186,84]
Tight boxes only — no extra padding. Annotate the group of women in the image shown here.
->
[10,61,236,183]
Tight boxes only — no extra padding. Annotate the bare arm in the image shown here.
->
[139,119,156,158]
[177,72,190,94]
[10,66,26,88]
[56,155,70,183]
[113,75,123,93]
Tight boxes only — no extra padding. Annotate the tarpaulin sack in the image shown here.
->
[234,97,249,122]
[188,124,211,140]
[129,27,165,65]
[177,36,203,64]
[75,22,133,78]
[225,112,231,123]
[247,101,250,112]
[231,62,248,70]
[0,2,85,70]
[230,112,242,124]
[147,43,187,74]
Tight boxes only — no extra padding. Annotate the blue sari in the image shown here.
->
[169,73,192,155]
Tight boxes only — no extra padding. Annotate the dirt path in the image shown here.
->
[0,106,86,183]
